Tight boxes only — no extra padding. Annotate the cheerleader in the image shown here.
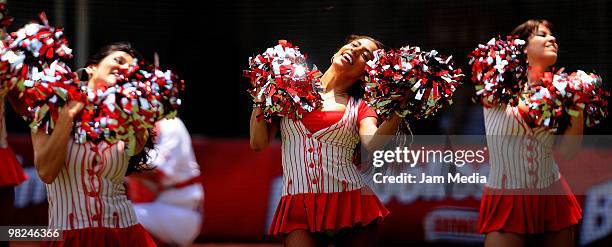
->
[0,89,27,247]
[477,20,582,247]
[31,43,156,246]
[250,35,403,247]
[0,2,27,244]
[130,117,203,247]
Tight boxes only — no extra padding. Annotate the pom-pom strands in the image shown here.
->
[468,36,527,107]
[0,12,80,134]
[74,59,185,155]
[1,12,73,93]
[521,70,608,130]
[244,40,323,122]
[0,12,184,154]
[364,46,463,120]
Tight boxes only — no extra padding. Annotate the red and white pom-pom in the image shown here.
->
[468,36,527,107]
[74,59,185,155]
[22,60,83,133]
[0,12,81,134]
[1,12,72,88]
[130,62,184,123]
[564,71,608,127]
[364,45,463,120]
[521,70,608,130]
[243,40,323,122]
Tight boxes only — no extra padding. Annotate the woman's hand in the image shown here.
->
[59,101,85,120]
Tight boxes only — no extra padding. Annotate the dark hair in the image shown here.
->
[345,34,385,51]
[126,129,156,175]
[87,42,154,174]
[86,42,142,67]
[344,35,385,99]
[510,19,553,41]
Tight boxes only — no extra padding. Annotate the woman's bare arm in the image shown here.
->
[249,107,279,151]
[359,114,404,152]
[32,101,84,184]
[557,111,584,161]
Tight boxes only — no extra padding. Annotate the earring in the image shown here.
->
[330,54,336,64]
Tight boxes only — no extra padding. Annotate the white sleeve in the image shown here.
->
[149,118,200,186]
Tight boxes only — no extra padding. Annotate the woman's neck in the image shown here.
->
[527,64,548,86]
[320,66,351,95]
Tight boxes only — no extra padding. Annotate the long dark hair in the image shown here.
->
[86,42,155,174]
[344,35,385,99]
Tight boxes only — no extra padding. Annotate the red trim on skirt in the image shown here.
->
[0,147,27,187]
[477,177,582,234]
[269,188,389,236]
[44,224,156,247]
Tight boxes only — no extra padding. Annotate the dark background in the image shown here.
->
[5,0,611,136]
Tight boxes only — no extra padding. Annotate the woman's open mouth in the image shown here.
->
[341,53,354,65]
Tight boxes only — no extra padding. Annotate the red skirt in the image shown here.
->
[0,146,27,187]
[269,187,389,236]
[477,178,582,234]
[45,224,157,247]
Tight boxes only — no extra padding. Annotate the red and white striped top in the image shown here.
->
[483,105,560,189]
[46,138,138,230]
[279,97,365,196]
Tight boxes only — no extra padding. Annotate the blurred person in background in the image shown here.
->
[128,117,203,247]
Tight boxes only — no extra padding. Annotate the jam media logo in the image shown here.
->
[580,180,612,246]
[424,207,483,243]
[371,161,488,204]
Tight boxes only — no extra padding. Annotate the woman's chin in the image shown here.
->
[332,60,349,69]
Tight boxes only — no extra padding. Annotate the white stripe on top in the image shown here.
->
[46,138,138,230]
[279,97,365,196]
[483,105,560,189]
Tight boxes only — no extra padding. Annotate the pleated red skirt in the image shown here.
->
[477,178,582,234]
[44,224,157,247]
[269,188,389,236]
[0,147,27,187]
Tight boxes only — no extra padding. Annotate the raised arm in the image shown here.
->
[249,107,279,151]
[359,113,404,152]
[556,110,584,161]
[32,101,84,184]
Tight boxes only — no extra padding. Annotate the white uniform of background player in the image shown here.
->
[133,118,204,246]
